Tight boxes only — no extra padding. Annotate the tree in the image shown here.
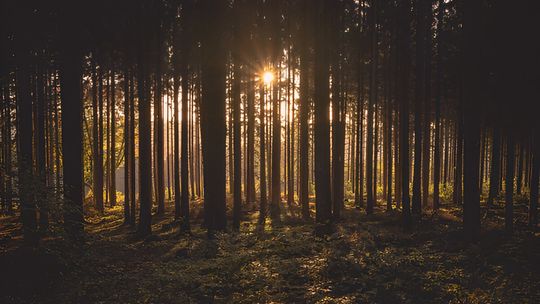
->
[136,0,153,236]
[505,136,515,232]
[199,0,227,233]
[92,59,104,213]
[14,6,38,244]
[462,0,483,240]
[58,36,84,239]
[412,0,426,216]
[365,0,377,216]
[487,127,501,206]
[398,0,412,229]
[299,0,311,220]
[154,13,165,215]
[109,70,116,208]
[270,0,282,223]
[313,0,332,223]
[123,67,131,224]
[530,130,540,227]
[331,1,345,219]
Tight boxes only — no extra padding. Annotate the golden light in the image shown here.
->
[262,71,274,85]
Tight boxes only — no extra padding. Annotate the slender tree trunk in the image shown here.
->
[109,70,117,207]
[529,130,539,227]
[232,55,242,231]
[505,136,515,232]
[123,68,131,224]
[173,72,181,220]
[331,4,345,219]
[2,85,13,214]
[36,63,48,231]
[299,0,310,220]
[422,0,432,210]
[247,75,256,203]
[398,0,412,229]
[433,0,444,210]
[259,82,268,225]
[136,4,153,235]
[366,0,377,215]
[454,117,463,204]
[412,0,426,215]
[92,61,103,212]
[517,142,524,195]
[155,29,165,214]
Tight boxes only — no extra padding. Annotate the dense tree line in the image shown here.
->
[0,0,539,246]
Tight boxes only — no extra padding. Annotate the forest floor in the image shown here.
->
[1,199,540,304]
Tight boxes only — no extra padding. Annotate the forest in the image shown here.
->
[1,0,539,303]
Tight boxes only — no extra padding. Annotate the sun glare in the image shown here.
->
[263,71,274,85]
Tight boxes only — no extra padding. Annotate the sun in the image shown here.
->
[262,71,274,85]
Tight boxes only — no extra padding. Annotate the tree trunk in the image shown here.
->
[259,82,268,225]
[529,130,539,227]
[123,68,131,224]
[200,0,227,233]
[314,0,332,223]
[505,136,515,232]
[16,55,38,245]
[412,0,426,215]
[462,0,482,240]
[109,70,117,208]
[398,0,412,229]
[59,45,84,239]
[366,0,377,215]
[299,0,310,220]
[232,55,242,231]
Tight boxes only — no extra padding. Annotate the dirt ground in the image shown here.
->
[1,200,539,303]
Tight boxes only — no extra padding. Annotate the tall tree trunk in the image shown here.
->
[314,0,332,223]
[155,28,165,215]
[59,43,84,239]
[422,0,432,210]
[246,74,256,203]
[109,70,116,207]
[92,61,103,212]
[331,3,345,219]
[123,68,131,224]
[398,0,412,229]
[454,117,463,204]
[36,63,48,231]
[259,82,268,225]
[299,0,310,220]
[2,85,13,214]
[16,54,38,245]
[412,0,426,215]
[433,0,444,210]
[136,3,153,236]
[180,60,190,230]
[366,0,377,215]
[173,72,181,219]
[200,0,227,233]
[232,52,242,231]
[462,0,482,240]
